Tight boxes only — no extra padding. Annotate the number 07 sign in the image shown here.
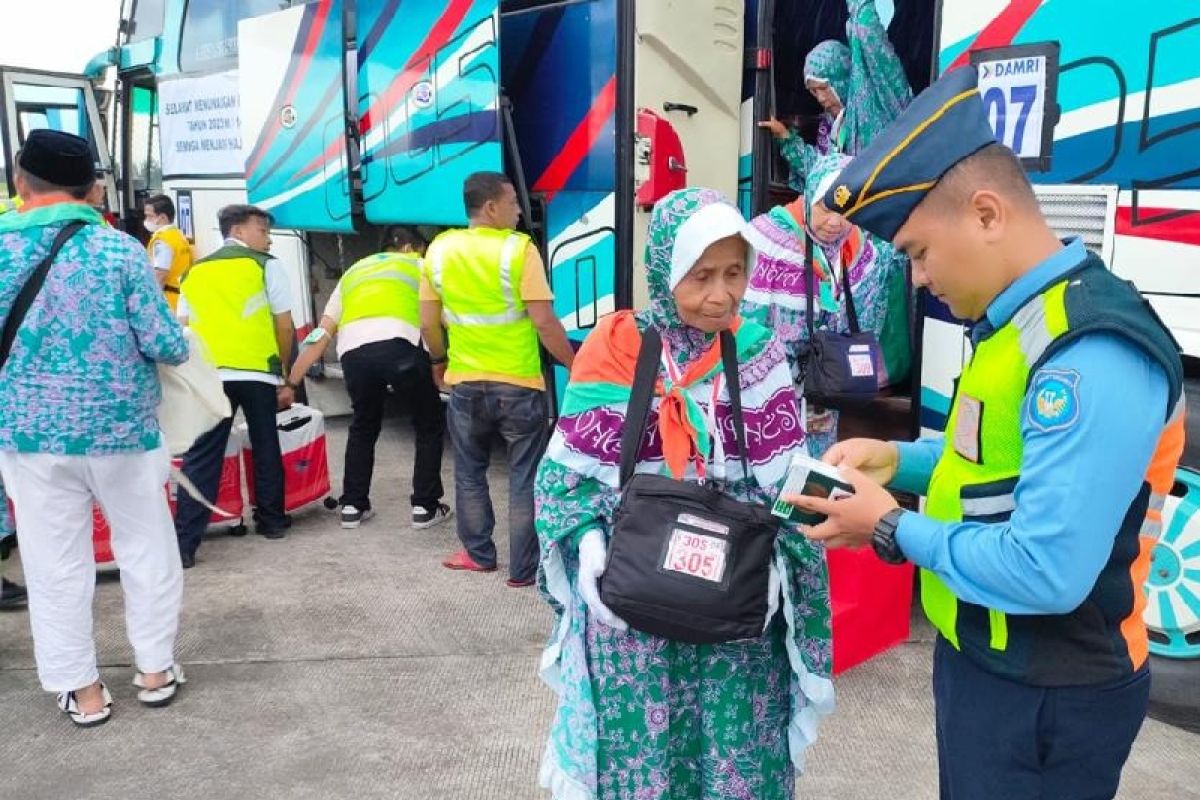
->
[970,42,1061,172]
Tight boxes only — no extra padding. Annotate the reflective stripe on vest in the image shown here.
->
[426,228,542,380]
[340,252,422,327]
[923,273,1183,681]
[148,226,193,312]
[181,245,281,375]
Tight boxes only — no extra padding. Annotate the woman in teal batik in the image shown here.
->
[534,188,834,800]
[760,0,913,194]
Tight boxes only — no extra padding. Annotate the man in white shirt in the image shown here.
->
[288,226,450,530]
[174,205,295,567]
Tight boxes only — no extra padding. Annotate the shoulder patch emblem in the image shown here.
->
[1027,369,1081,433]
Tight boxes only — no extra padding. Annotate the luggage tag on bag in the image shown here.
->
[662,514,730,583]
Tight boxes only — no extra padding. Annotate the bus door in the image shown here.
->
[356,0,503,226]
[238,0,355,233]
[0,68,118,213]
[630,0,746,307]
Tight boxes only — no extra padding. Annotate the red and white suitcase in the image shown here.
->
[239,403,332,514]
[168,432,245,531]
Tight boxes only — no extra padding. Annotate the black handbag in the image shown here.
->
[800,235,882,408]
[0,221,87,370]
[598,326,780,645]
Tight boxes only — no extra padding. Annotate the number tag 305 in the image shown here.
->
[662,528,728,583]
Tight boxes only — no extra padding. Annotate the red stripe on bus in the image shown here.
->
[947,0,1042,72]
[245,0,334,179]
[1116,206,1200,247]
[532,76,618,201]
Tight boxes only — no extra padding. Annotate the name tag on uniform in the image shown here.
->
[954,394,984,463]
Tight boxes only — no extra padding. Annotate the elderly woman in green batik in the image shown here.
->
[759,0,913,193]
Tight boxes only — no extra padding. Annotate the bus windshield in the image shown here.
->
[179,0,292,73]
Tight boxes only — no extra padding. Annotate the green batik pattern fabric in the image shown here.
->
[588,617,795,800]
[781,0,913,193]
[0,203,188,455]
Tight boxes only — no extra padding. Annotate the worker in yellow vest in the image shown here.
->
[421,171,576,587]
[787,68,1185,799]
[174,204,296,568]
[0,194,23,215]
[287,226,450,531]
[143,194,192,311]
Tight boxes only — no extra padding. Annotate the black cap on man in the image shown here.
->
[18,129,95,189]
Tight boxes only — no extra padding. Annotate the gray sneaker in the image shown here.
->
[340,505,376,529]
[412,503,453,530]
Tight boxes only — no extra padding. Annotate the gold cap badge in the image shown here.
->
[834,184,851,209]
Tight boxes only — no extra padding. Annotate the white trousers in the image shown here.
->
[0,447,183,692]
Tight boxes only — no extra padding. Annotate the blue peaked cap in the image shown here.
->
[822,66,998,242]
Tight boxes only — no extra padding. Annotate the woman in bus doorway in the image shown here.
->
[760,0,912,193]
[534,188,833,800]
[742,154,909,456]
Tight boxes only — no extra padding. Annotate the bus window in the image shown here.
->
[130,0,167,42]
[179,0,289,73]
[14,85,89,141]
[128,85,160,193]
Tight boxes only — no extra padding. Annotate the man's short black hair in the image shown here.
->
[218,204,273,239]
[924,143,1038,214]
[463,171,513,216]
[13,148,94,201]
[380,225,427,253]
[145,193,176,222]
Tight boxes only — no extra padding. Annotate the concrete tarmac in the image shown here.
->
[1,410,1197,800]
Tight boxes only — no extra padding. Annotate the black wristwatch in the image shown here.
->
[871,508,908,565]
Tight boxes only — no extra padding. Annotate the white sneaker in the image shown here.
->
[412,503,453,530]
[341,505,376,529]
[133,663,187,708]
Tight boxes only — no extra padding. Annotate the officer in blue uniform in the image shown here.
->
[788,66,1186,799]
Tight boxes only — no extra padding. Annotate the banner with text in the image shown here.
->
[159,71,243,177]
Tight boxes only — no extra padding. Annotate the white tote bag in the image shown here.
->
[156,329,241,519]
[157,328,231,457]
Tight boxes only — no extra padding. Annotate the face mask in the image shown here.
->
[144,219,162,233]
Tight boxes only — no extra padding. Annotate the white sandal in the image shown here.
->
[57,683,113,727]
[133,664,187,707]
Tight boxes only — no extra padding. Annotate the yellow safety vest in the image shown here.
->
[923,256,1184,685]
[148,226,193,312]
[181,244,282,376]
[425,227,542,382]
[340,252,422,327]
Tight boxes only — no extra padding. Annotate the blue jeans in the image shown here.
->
[447,382,548,581]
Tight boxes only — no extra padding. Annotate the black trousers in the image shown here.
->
[933,636,1150,800]
[175,380,288,558]
[340,338,445,511]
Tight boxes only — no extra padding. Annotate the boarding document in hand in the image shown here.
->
[771,452,855,525]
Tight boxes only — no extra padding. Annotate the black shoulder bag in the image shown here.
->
[800,235,882,408]
[598,326,780,644]
[0,221,87,370]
